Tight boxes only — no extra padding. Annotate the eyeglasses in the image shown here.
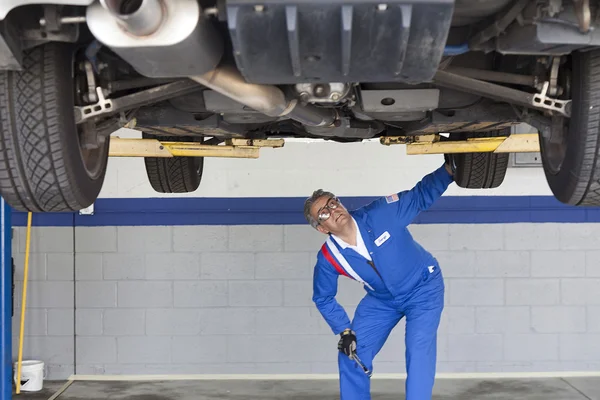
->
[317,197,341,223]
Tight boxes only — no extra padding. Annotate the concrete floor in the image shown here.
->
[12,377,600,399]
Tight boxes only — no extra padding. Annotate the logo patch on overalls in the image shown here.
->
[375,231,390,247]
[385,193,399,203]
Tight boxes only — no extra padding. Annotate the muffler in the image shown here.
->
[86,0,224,77]
[86,0,336,127]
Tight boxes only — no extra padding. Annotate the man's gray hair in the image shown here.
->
[304,189,335,229]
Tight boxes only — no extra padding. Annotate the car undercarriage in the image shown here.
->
[0,0,599,212]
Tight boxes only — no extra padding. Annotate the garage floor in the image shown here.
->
[12,377,600,399]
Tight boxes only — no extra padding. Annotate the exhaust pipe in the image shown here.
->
[100,0,164,36]
[87,0,336,127]
[190,66,336,127]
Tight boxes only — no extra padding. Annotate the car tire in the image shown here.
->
[539,50,600,206]
[449,129,510,189]
[0,43,110,212]
[143,134,204,193]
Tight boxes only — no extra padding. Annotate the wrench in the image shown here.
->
[351,351,372,377]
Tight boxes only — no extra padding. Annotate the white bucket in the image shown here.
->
[13,360,45,392]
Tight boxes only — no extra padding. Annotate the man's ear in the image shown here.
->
[316,225,329,235]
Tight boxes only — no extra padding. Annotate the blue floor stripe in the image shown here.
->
[9,196,600,227]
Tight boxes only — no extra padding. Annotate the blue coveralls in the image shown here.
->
[312,164,454,400]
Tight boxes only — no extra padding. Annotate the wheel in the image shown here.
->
[143,134,204,193]
[0,43,110,212]
[539,50,600,206]
[449,129,510,189]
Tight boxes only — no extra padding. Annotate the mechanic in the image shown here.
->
[304,159,455,400]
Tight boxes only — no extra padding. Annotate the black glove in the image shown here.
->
[444,153,457,176]
[338,329,357,357]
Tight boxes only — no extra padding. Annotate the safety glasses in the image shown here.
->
[318,197,341,223]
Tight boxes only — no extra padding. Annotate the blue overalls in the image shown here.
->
[312,164,454,400]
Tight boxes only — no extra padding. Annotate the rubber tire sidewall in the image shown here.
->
[540,49,600,206]
[0,42,109,212]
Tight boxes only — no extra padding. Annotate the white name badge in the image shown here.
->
[375,231,391,247]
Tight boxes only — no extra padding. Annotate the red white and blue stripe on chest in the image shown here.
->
[321,237,374,291]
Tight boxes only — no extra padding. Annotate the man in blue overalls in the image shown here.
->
[304,161,455,400]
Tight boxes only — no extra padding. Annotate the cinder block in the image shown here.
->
[559,334,600,360]
[103,253,145,280]
[531,251,585,277]
[103,309,145,336]
[336,278,368,307]
[48,309,74,336]
[448,225,504,251]
[13,337,74,364]
[76,337,117,364]
[475,251,530,277]
[433,251,476,278]
[284,226,326,251]
[255,308,325,335]
[378,328,407,362]
[439,307,475,334]
[174,281,228,307]
[559,224,600,250]
[587,306,600,332]
[171,336,227,363]
[532,306,586,333]
[46,254,73,280]
[75,227,117,252]
[585,251,600,277]
[146,253,200,280]
[229,226,284,252]
[13,253,46,281]
[561,279,600,305]
[505,223,560,250]
[10,309,46,336]
[506,279,560,305]
[448,279,503,306]
[146,309,200,335]
[117,226,171,253]
[118,336,171,363]
[409,224,450,251]
[117,281,172,308]
[198,308,256,335]
[407,225,450,251]
[251,362,313,374]
[503,334,559,361]
[284,280,313,307]
[173,226,228,252]
[201,253,255,280]
[475,307,530,333]
[436,362,477,373]
[77,282,117,308]
[27,281,73,308]
[76,309,103,336]
[229,281,283,307]
[447,334,503,361]
[227,335,332,363]
[255,253,312,280]
[46,365,74,380]
[75,253,103,280]
[19,227,73,253]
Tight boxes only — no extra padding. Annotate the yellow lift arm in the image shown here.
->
[108,137,285,158]
[380,133,540,155]
[107,134,539,158]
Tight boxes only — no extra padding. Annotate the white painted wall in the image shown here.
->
[100,127,552,199]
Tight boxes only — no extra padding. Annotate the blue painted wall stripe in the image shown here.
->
[9,196,600,227]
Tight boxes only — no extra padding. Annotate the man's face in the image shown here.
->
[310,195,351,235]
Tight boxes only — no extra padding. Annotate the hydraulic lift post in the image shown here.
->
[0,198,11,400]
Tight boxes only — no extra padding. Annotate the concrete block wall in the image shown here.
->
[11,227,75,379]
[12,222,600,378]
